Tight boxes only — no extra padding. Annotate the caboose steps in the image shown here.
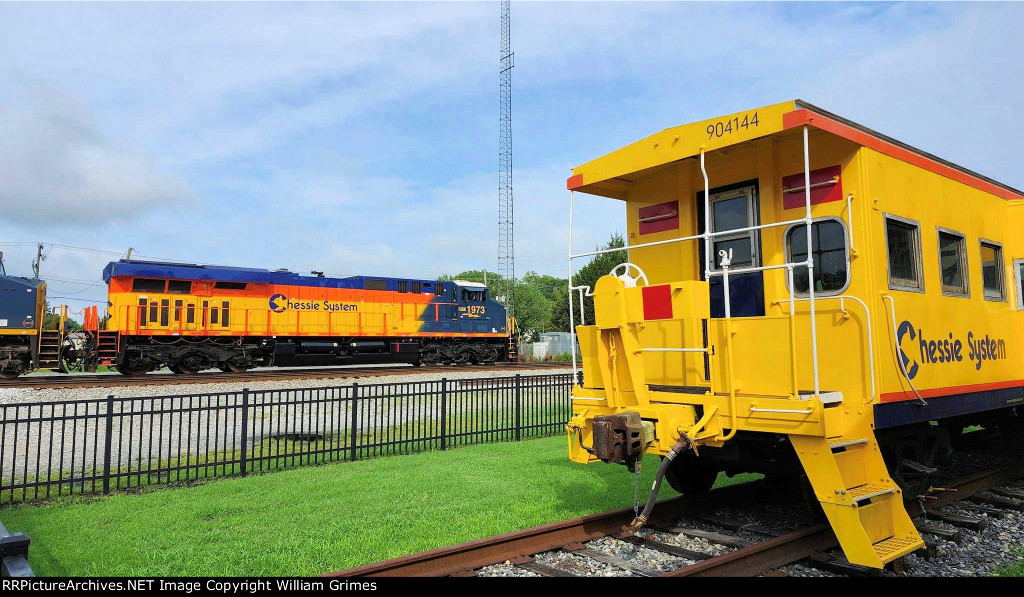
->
[791,430,923,568]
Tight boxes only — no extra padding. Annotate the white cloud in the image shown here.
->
[0,76,194,225]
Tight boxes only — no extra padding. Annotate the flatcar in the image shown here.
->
[563,100,1024,569]
[1,259,515,377]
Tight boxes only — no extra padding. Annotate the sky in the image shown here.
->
[1,1,1022,310]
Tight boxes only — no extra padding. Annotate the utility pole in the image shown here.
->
[498,0,515,325]
[31,243,45,279]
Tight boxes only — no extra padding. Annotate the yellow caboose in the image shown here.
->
[564,100,1024,568]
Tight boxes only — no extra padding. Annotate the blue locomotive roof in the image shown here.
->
[102,260,443,290]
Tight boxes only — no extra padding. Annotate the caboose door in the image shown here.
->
[697,181,765,318]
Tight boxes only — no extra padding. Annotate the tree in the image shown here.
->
[511,283,552,342]
[550,233,627,332]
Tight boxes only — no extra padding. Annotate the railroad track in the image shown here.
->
[0,362,571,390]
[329,456,1024,577]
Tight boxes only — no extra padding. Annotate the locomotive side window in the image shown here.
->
[364,279,387,291]
[937,229,969,297]
[186,303,195,324]
[160,299,169,326]
[174,300,183,322]
[709,186,758,270]
[980,240,1005,301]
[132,278,166,293]
[884,215,924,291]
[221,300,230,327]
[213,281,247,290]
[168,280,192,294]
[138,298,148,326]
[785,218,848,294]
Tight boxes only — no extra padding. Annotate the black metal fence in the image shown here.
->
[0,373,574,504]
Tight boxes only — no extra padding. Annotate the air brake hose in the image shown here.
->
[628,436,691,531]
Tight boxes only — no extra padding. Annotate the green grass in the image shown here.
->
[1,435,757,576]
[994,549,1024,577]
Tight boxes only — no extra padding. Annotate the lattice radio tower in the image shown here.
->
[498,0,515,324]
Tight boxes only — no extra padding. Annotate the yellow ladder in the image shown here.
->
[790,422,923,568]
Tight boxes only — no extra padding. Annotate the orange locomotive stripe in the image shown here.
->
[782,109,1024,201]
[880,378,1024,403]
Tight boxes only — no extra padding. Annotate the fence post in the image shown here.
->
[440,378,447,451]
[514,374,522,441]
[349,383,359,461]
[102,395,114,495]
[240,388,249,477]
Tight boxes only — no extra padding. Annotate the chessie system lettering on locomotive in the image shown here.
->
[268,293,359,314]
[896,320,1007,378]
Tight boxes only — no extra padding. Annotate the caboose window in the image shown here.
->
[785,218,848,295]
[132,278,166,293]
[937,229,969,297]
[980,240,1005,301]
[708,186,758,269]
[885,215,923,291]
[168,280,192,294]
[1014,260,1024,310]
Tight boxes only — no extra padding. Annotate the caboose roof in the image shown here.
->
[102,260,441,290]
[567,99,1024,201]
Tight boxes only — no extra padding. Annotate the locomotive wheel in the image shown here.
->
[117,364,150,376]
[1,369,23,379]
[420,347,442,367]
[218,362,250,373]
[664,453,717,496]
[171,363,201,375]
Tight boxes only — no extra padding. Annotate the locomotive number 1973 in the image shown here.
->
[706,112,759,140]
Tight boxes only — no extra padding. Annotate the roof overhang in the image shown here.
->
[568,99,1024,201]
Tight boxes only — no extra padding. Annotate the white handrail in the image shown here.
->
[881,294,927,406]
[785,294,876,404]
[568,190,578,383]
[565,126,825,412]
[803,126,821,398]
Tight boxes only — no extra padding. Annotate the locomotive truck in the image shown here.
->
[564,100,1024,569]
